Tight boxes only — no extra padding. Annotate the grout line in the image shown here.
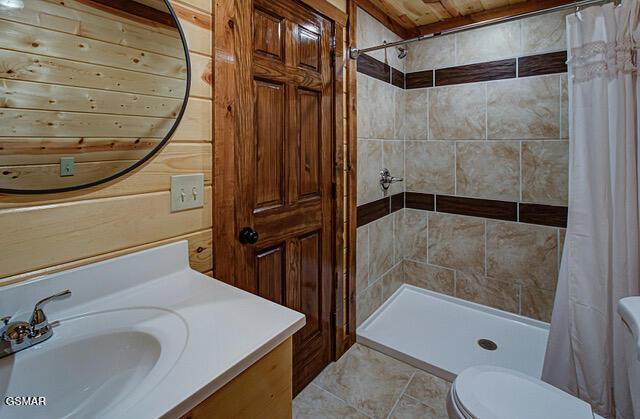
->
[453,141,458,195]
[559,75,564,138]
[454,33,458,66]
[366,224,371,289]
[519,140,523,203]
[309,383,374,419]
[426,207,430,264]
[518,283,523,315]
[453,269,458,296]
[392,205,397,265]
[404,257,454,274]
[484,83,489,140]
[386,371,416,419]
[484,218,488,277]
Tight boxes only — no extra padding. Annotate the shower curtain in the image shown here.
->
[542,1,640,418]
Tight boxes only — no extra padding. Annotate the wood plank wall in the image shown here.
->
[0,0,214,285]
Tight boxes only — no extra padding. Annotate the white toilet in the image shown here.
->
[447,297,640,419]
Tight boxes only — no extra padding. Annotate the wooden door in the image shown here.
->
[237,0,334,394]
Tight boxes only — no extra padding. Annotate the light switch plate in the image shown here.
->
[171,174,204,212]
[60,157,75,177]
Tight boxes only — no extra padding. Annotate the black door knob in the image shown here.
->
[239,227,259,244]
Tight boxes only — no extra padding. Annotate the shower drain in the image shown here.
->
[477,339,498,351]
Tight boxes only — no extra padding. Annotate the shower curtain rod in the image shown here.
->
[349,0,610,59]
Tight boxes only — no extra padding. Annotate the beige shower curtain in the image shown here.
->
[542,1,640,418]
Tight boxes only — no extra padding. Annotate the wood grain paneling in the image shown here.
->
[301,0,347,25]
[257,245,286,304]
[298,231,322,343]
[0,108,175,138]
[435,59,516,86]
[0,49,185,99]
[241,0,334,395]
[357,0,576,37]
[171,2,213,56]
[343,0,358,357]
[4,0,184,58]
[355,0,413,39]
[80,0,179,28]
[0,19,186,79]
[255,80,286,209]
[0,187,212,278]
[254,9,284,60]
[0,143,212,208]
[0,229,213,286]
[0,138,158,166]
[298,27,321,71]
[0,79,183,117]
[0,0,214,282]
[189,52,214,98]
[298,89,321,197]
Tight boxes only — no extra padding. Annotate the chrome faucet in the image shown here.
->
[1,290,71,358]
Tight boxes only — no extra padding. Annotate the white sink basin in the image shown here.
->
[0,241,305,418]
[0,308,187,418]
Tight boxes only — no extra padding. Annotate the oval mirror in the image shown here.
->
[0,0,190,194]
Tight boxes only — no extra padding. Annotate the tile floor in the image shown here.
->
[293,343,451,419]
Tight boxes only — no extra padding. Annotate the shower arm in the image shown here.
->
[349,0,611,60]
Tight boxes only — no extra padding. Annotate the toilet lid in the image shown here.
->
[453,366,594,419]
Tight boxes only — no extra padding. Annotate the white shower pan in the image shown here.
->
[357,285,549,381]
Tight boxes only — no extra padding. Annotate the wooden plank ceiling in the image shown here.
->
[357,0,579,38]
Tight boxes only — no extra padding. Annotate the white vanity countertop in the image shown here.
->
[0,241,305,419]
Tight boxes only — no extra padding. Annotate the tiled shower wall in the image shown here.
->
[356,8,570,326]
[355,8,406,326]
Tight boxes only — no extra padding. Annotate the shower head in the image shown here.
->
[397,46,407,59]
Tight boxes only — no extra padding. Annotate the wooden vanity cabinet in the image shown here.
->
[180,338,293,419]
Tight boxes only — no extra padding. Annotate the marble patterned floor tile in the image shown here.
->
[293,383,370,419]
[403,370,451,418]
[388,395,445,419]
[313,343,417,419]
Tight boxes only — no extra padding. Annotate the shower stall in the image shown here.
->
[353,0,602,381]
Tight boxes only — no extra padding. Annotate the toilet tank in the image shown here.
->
[618,297,640,417]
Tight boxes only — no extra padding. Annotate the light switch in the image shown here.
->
[60,157,75,177]
[171,174,204,212]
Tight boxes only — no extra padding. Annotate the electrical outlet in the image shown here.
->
[60,157,75,177]
[170,174,204,212]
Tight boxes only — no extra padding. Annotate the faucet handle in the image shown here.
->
[29,290,72,330]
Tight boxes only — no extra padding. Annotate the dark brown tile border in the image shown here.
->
[391,193,404,212]
[405,192,435,211]
[519,203,567,228]
[357,192,567,228]
[405,70,434,89]
[435,59,516,86]
[356,51,567,90]
[391,67,405,89]
[357,197,389,227]
[436,195,517,222]
[518,51,567,78]
[357,54,389,83]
